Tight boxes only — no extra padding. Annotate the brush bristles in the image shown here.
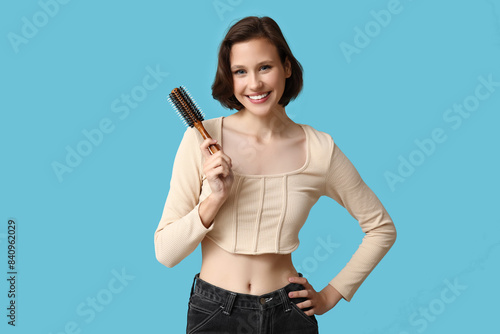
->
[168,97,190,127]
[179,86,205,121]
[168,86,205,128]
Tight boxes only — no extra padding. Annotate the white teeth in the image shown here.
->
[248,92,269,100]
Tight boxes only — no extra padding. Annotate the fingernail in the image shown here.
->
[289,277,293,282]
[289,292,293,298]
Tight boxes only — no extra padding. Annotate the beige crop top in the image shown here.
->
[154,116,397,302]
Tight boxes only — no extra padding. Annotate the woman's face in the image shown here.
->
[229,38,291,115]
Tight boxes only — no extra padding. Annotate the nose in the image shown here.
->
[248,72,263,90]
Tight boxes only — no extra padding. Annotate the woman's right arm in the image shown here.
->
[154,127,233,268]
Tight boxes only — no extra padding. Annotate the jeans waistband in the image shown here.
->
[190,273,305,314]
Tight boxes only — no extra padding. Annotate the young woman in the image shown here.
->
[154,16,397,333]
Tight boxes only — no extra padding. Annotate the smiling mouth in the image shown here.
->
[247,92,270,100]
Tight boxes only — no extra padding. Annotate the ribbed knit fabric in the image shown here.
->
[154,116,396,302]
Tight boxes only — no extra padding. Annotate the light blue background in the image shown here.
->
[1,0,499,333]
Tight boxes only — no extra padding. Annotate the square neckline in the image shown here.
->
[219,116,310,178]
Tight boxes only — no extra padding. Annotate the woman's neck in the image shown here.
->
[232,108,295,142]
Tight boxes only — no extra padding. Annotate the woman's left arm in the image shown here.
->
[289,138,397,315]
[322,141,397,303]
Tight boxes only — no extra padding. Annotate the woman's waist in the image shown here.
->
[200,238,298,295]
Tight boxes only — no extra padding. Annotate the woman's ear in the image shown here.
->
[284,57,292,78]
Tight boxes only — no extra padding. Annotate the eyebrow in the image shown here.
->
[230,60,275,71]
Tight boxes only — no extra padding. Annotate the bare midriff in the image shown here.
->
[199,237,299,295]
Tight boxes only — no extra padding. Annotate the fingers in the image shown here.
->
[302,308,315,316]
[200,138,232,164]
[200,138,221,157]
[200,138,233,182]
[209,162,232,178]
[295,300,314,315]
[288,276,311,298]
[200,138,215,159]
[288,276,316,315]
[288,289,310,299]
[288,276,309,286]
[289,289,315,316]
[288,276,311,299]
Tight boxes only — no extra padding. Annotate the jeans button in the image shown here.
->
[260,297,266,305]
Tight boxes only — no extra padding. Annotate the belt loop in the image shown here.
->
[279,288,291,313]
[190,273,199,297]
[222,292,237,315]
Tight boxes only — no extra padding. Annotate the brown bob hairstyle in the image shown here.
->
[211,16,303,110]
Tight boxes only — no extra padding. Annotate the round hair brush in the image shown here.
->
[168,86,220,154]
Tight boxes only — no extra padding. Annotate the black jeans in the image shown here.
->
[186,273,319,334]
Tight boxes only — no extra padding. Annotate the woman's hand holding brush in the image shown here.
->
[197,138,234,228]
[167,85,232,228]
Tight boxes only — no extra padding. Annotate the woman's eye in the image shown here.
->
[260,65,271,71]
[234,69,245,75]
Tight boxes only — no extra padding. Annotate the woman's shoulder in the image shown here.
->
[299,122,336,147]
[180,116,223,143]
[200,116,223,132]
[200,116,223,141]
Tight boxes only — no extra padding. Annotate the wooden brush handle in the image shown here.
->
[194,121,220,155]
